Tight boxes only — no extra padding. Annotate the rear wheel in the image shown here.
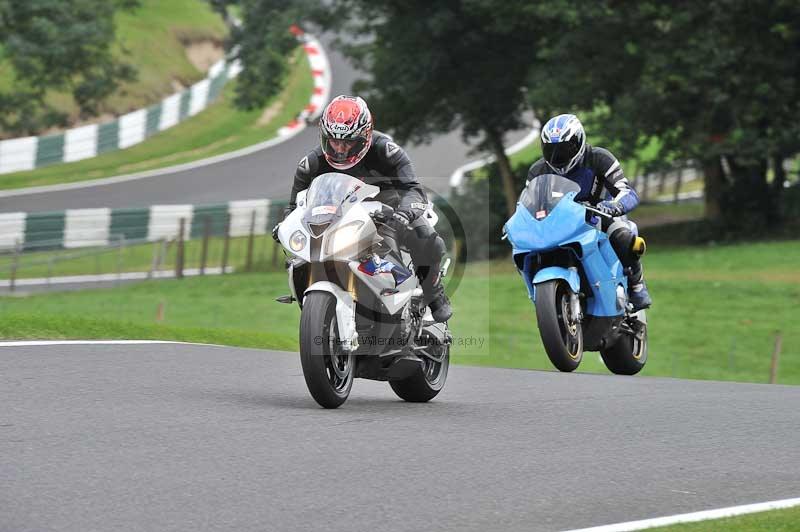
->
[535,280,583,372]
[600,311,648,375]
[390,343,449,402]
[299,292,354,408]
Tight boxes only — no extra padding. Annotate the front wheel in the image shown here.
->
[535,280,583,372]
[600,311,648,375]
[390,344,449,402]
[299,292,354,408]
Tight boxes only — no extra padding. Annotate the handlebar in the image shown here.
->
[369,204,395,223]
[581,203,614,220]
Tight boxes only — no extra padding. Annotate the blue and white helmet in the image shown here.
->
[540,114,586,175]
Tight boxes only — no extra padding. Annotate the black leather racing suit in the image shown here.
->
[289,132,448,303]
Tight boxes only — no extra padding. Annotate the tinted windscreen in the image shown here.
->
[303,173,362,225]
[519,174,581,219]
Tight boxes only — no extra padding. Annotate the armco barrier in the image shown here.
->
[0,199,288,252]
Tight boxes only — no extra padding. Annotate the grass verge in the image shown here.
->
[1,240,797,386]
[648,505,800,531]
[0,46,313,190]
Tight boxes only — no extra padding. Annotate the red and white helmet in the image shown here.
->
[319,95,373,170]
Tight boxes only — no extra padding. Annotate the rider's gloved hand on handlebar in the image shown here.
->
[271,223,281,242]
[596,200,624,218]
[388,210,412,232]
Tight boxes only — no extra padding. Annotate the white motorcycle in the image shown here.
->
[277,172,451,408]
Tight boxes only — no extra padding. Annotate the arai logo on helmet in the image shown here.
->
[329,122,352,134]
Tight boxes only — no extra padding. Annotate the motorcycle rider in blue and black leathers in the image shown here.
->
[527,114,652,311]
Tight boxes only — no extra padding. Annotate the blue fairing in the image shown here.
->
[532,266,580,300]
[506,192,587,255]
[506,191,627,317]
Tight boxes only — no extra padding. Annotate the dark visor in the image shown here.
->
[542,137,581,168]
[322,137,367,164]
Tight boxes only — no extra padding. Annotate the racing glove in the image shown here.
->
[387,210,412,233]
[596,201,624,218]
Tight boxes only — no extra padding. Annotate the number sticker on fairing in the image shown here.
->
[312,205,337,216]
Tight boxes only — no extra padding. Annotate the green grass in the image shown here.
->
[648,505,800,531]
[0,46,313,190]
[0,312,296,351]
[509,138,542,167]
[0,0,227,126]
[1,240,798,386]
[451,240,800,384]
[0,272,300,351]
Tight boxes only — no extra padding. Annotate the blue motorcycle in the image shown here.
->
[503,173,648,375]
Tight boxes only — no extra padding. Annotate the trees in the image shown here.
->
[527,1,800,227]
[215,0,539,216]
[219,0,798,230]
[316,0,538,217]
[0,0,140,136]
[208,0,320,111]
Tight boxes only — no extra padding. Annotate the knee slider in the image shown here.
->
[608,225,636,264]
[632,236,646,256]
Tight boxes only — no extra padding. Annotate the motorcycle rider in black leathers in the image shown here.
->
[278,95,452,322]
[528,113,652,310]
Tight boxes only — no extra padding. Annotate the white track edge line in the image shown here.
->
[562,496,800,532]
[0,340,226,348]
[0,34,332,199]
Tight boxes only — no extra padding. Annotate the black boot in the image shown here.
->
[427,282,452,323]
[420,266,452,323]
[627,262,652,311]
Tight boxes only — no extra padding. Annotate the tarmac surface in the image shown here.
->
[2,343,799,532]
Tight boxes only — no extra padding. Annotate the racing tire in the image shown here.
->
[600,312,648,375]
[299,292,354,408]
[535,280,583,372]
[390,344,449,402]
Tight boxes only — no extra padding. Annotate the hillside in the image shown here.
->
[0,0,228,135]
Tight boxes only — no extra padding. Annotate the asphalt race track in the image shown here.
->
[0,36,530,214]
[2,343,799,532]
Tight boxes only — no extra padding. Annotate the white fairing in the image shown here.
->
[305,281,358,351]
[277,177,381,263]
[279,173,440,351]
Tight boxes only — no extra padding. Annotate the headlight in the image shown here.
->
[289,230,307,252]
[325,221,364,255]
